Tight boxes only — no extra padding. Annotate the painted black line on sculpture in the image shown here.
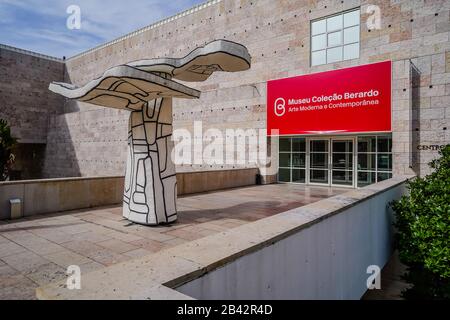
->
[160,137,168,174]
[107,80,125,91]
[124,138,133,194]
[108,78,149,97]
[146,100,156,119]
[148,154,158,225]
[130,157,148,213]
[173,182,177,215]
[51,74,200,102]
[162,173,176,180]
[120,79,151,97]
[83,92,145,105]
[129,157,151,215]
[134,51,250,74]
[138,106,158,224]
[155,98,169,223]
[167,212,177,218]
[156,134,173,140]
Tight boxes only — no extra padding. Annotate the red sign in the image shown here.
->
[267,61,392,135]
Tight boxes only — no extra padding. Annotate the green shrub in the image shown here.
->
[0,119,17,181]
[392,145,450,299]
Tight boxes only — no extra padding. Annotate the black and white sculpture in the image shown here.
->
[49,40,251,225]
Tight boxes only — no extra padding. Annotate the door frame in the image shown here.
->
[307,137,330,187]
[330,136,356,188]
[306,136,356,188]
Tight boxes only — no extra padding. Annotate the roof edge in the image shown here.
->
[0,43,63,62]
[67,0,222,62]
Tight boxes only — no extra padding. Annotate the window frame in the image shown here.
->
[310,8,361,67]
[278,137,307,183]
[357,135,393,187]
[278,135,393,188]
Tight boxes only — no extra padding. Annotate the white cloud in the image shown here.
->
[0,0,205,57]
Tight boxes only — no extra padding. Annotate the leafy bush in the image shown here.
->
[392,145,450,299]
[0,119,17,181]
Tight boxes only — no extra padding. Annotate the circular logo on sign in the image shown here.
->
[274,97,286,117]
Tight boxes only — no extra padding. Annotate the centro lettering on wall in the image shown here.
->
[267,61,392,135]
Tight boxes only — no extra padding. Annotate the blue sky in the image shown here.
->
[0,0,205,58]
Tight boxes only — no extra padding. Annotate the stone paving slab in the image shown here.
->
[88,249,129,266]
[2,251,50,273]
[0,241,27,258]
[44,250,94,267]
[0,264,18,277]
[104,231,143,243]
[77,261,105,274]
[97,239,139,254]
[123,248,154,259]
[128,238,168,253]
[70,231,113,243]
[0,274,38,300]
[0,184,346,299]
[24,262,67,286]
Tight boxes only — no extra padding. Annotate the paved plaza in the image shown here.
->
[0,184,346,299]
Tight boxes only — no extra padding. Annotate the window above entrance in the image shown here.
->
[311,8,360,66]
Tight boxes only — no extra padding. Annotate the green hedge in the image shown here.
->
[392,145,450,299]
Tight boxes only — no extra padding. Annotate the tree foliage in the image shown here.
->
[392,145,450,299]
[0,119,17,181]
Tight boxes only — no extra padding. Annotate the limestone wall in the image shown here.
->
[0,45,64,144]
[43,0,450,178]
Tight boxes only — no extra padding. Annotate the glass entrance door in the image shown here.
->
[279,136,387,188]
[331,139,354,187]
[309,139,329,185]
[307,138,355,187]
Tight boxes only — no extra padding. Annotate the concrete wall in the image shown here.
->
[0,168,258,219]
[177,168,258,195]
[176,179,407,300]
[39,0,450,179]
[0,176,124,220]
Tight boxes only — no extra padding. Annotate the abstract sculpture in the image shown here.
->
[49,40,251,225]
